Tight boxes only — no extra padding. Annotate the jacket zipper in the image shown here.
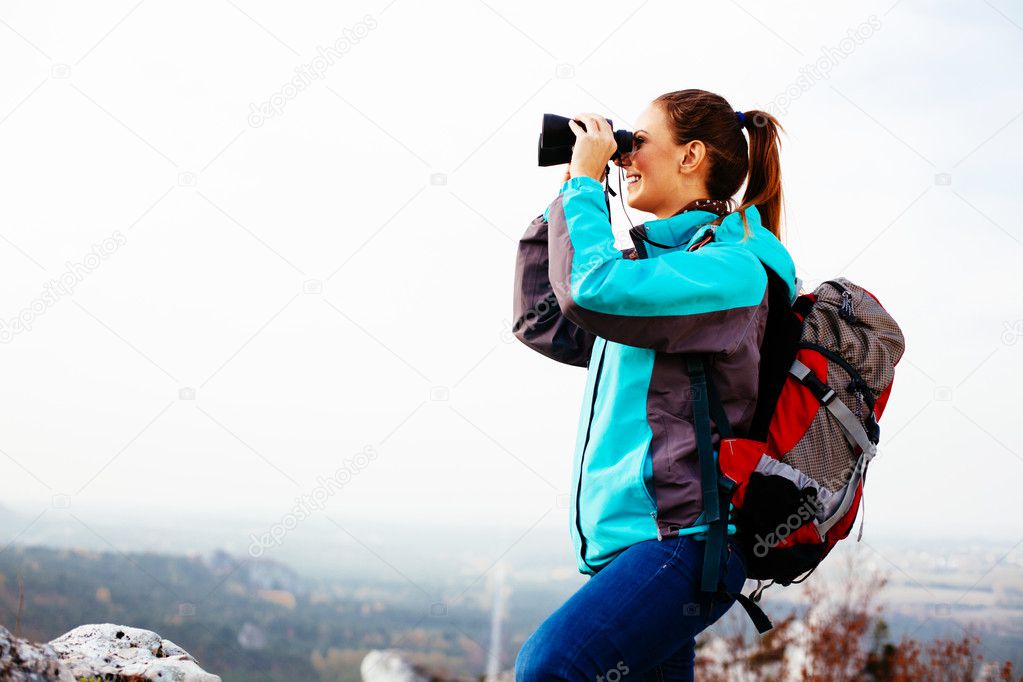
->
[576,340,607,572]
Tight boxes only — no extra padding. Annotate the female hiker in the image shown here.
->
[511,89,798,681]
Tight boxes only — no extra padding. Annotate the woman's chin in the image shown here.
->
[625,192,646,213]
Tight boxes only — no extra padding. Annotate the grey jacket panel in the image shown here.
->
[512,213,596,367]
[645,286,770,537]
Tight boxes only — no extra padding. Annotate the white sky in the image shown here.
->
[1,0,1021,548]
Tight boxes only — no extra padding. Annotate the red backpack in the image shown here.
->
[687,272,906,633]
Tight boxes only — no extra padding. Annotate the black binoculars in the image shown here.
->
[537,114,634,167]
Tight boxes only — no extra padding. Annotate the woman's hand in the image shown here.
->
[567,113,617,183]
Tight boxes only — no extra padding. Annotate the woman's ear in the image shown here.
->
[678,140,706,174]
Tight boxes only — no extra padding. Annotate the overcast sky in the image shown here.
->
[0,0,1021,553]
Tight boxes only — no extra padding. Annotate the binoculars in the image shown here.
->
[537,114,634,167]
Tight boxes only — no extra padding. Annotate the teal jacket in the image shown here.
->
[513,175,798,575]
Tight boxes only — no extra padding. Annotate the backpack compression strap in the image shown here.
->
[789,358,877,535]
[730,591,774,634]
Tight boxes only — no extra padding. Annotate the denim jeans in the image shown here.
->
[514,534,747,682]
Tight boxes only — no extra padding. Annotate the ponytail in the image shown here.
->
[734,109,786,241]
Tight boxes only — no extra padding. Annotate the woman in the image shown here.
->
[511,89,799,681]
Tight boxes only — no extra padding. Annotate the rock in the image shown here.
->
[361,649,433,682]
[0,624,76,681]
[237,621,267,651]
[48,623,220,681]
[360,648,514,682]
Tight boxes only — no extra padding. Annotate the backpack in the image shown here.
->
[686,270,906,634]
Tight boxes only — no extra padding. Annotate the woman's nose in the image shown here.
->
[615,151,632,167]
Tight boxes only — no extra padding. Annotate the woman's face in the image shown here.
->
[614,102,708,219]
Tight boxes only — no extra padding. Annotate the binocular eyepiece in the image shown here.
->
[537,114,634,167]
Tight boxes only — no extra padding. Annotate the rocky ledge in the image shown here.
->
[0,623,220,681]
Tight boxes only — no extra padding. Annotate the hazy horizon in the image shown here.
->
[1,0,1021,619]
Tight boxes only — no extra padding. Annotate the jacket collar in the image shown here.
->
[625,201,800,304]
[629,198,730,256]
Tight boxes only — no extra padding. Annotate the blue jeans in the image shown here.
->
[514,535,747,682]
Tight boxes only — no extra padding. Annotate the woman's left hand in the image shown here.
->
[567,113,617,183]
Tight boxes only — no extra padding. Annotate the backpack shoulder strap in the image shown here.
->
[689,354,777,634]
[685,355,735,593]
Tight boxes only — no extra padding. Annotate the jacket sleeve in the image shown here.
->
[546,175,768,355]
[512,205,598,367]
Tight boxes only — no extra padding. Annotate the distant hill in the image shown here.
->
[0,543,498,682]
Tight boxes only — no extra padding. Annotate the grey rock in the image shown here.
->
[0,624,76,681]
[237,621,267,651]
[48,623,220,681]
[361,649,433,682]
[360,649,514,682]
